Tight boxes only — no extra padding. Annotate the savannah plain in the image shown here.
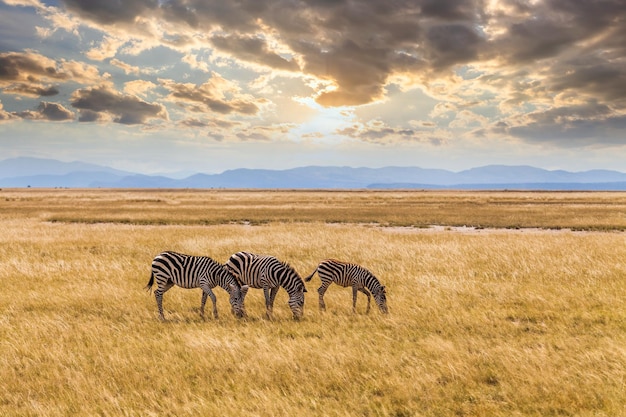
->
[1,188,625,417]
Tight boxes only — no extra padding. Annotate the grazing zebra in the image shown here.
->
[145,251,248,320]
[304,259,388,314]
[225,251,307,320]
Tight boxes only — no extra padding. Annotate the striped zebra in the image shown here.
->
[145,251,248,320]
[304,259,388,314]
[225,251,307,320]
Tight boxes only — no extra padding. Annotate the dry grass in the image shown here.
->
[3,188,626,230]
[1,189,625,416]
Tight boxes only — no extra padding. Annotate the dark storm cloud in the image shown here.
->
[70,86,168,124]
[489,0,625,66]
[425,24,483,69]
[506,102,626,144]
[61,0,159,25]
[420,0,480,20]
[547,58,626,105]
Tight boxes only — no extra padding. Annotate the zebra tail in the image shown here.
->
[304,266,318,282]
[144,272,155,293]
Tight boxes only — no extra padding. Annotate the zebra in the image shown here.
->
[225,251,307,320]
[145,251,248,320]
[304,259,388,314]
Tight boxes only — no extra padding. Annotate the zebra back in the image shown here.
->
[152,251,223,289]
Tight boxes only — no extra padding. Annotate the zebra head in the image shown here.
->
[229,284,249,318]
[287,279,308,320]
[373,285,388,314]
[288,289,306,320]
[281,261,307,320]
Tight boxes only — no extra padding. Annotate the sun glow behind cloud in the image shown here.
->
[290,96,355,143]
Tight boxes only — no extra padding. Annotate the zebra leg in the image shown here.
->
[269,286,279,311]
[359,288,372,314]
[200,292,208,318]
[352,285,358,313]
[263,286,273,319]
[200,286,218,319]
[155,289,166,320]
[155,281,175,321]
[317,281,331,311]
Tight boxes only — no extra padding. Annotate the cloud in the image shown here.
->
[110,58,142,75]
[504,101,626,146]
[13,101,75,121]
[337,119,441,145]
[123,80,157,97]
[61,0,158,25]
[210,34,300,72]
[547,57,626,107]
[85,36,126,61]
[179,117,240,130]
[425,24,484,69]
[0,51,68,84]
[0,51,106,93]
[70,85,168,124]
[448,110,489,129]
[4,83,59,97]
[0,101,18,122]
[160,75,265,115]
[235,125,292,142]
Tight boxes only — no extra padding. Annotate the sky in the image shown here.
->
[0,0,625,175]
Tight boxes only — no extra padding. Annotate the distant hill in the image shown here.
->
[0,157,134,187]
[1,158,626,190]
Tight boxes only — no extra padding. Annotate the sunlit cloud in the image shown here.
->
[0,100,18,122]
[123,79,157,97]
[85,36,126,61]
[160,74,267,116]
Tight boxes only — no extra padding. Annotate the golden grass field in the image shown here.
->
[1,189,625,416]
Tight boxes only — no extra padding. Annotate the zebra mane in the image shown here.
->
[279,259,306,290]
[218,263,241,288]
[280,260,299,275]
[358,265,383,292]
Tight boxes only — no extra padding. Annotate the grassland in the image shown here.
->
[1,189,625,416]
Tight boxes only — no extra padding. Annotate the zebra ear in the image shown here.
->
[241,285,249,295]
[303,287,308,293]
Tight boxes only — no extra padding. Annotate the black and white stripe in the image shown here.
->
[225,251,307,320]
[304,259,388,314]
[145,251,248,320]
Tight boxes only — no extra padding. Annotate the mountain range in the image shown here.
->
[1,157,626,190]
